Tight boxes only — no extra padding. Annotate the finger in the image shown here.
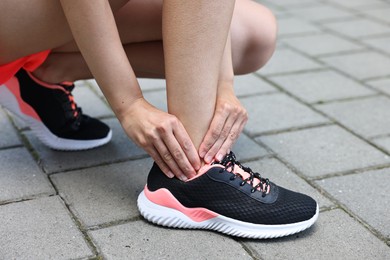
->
[162,123,197,179]
[153,138,188,181]
[216,116,247,161]
[173,120,201,172]
[199,109,229,158]
[203,112,237,163]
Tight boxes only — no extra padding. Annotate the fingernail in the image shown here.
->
[180,175,188,182]
[199,151,205,158]
[205,155,212,163]
[167,171,174,178]
[216,154,223,162]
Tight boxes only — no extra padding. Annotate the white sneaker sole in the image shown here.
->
[0,83,112,151]
[137,189,319,239]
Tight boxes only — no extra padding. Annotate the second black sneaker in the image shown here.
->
[138,152,318,239]
[0,69,112,150]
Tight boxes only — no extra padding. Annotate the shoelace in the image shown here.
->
[216,152,270,197]
[58,84,82,129]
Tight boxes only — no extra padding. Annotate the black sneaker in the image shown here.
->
[138,152,318,239]
[0,69,112,150]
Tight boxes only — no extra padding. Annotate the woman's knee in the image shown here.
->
[231,1,277,75]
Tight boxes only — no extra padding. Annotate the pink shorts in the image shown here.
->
[0,50,50,85]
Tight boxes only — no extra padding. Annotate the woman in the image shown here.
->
[0,0,318,238]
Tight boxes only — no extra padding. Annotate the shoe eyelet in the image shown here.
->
[240,181,245,186]
[229,176,235,181]
[250,188,256,193]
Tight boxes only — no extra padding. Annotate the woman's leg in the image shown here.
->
[31,0,276,82]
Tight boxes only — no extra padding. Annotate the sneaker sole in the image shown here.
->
[137,187,319,239]
[0,83,112,151]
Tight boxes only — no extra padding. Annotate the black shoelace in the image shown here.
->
[216,152,270,197]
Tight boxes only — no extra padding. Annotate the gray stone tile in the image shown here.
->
[321,18,390,38]
[316,169,390,238]
[372,136,390,153]
[244,158,333,209]
[234,74,276,97]
[89,220,252,260]
[138,78,166,92]
[316,96,390,138]
[288,4,355,21]
[25,118,147,174]
[361,8,390,24]
[321,51,390,80]
[284,33,365,56]
[245,209,390,260]
[0,109,21,148]
[259,125,390,178]
[327,0,389,9]
[264,0,322,8]
[72,82,113,118]
[0,148,55,203]
[0,196,94,259]
[143,89,167,112]
[277,17,322,37]
[258,49,323,76]
[232,133,269,161]
[363,36,390,54]
[367,77,390,95]
[52,158,151,228]
[270,70,375,104]
[240,93,328,135]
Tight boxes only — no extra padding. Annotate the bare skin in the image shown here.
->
[0,0,277,179]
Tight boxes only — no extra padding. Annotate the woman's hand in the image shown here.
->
[199,84,248,163]
[120,98,201,181]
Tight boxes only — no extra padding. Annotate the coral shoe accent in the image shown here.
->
[144,186,218,222]
[3,77,41,121]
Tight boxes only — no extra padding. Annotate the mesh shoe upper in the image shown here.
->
[147,152,317,225]
[16,69,110,140]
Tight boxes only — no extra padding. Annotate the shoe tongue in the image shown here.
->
[231,164,262,188]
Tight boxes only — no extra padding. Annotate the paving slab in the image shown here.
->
[327,0,389,9]
[240,93,328,135]
[363,36,390,55]
[258,125,390,178]
[316,96,390,139]
[372,136,390,154]
[0,109,21,148]
[366,77,390,95]
[244,209,390,260]
[316,168,390,238]
[288,4,355,22]
[234,74,276,97]
[270,70,374,104]
[142,89,167,112]
[263,0,321,9]
[0,196,94,259]
[232,133,269,161]
[321,51,390,80]
[51,158,151,228]
[284,33,365,56]
[244,157,333,209]
[276,17,322,37]
[138,78,166,92]
[258,49,323,76]
[0,148,55,203]
[321,18,390,39]
[25,118,147,174]
[361,8,390,24]
[72,82,114,118]
[89,220,251,260]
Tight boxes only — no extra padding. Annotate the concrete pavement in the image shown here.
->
[1,0,390,259]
